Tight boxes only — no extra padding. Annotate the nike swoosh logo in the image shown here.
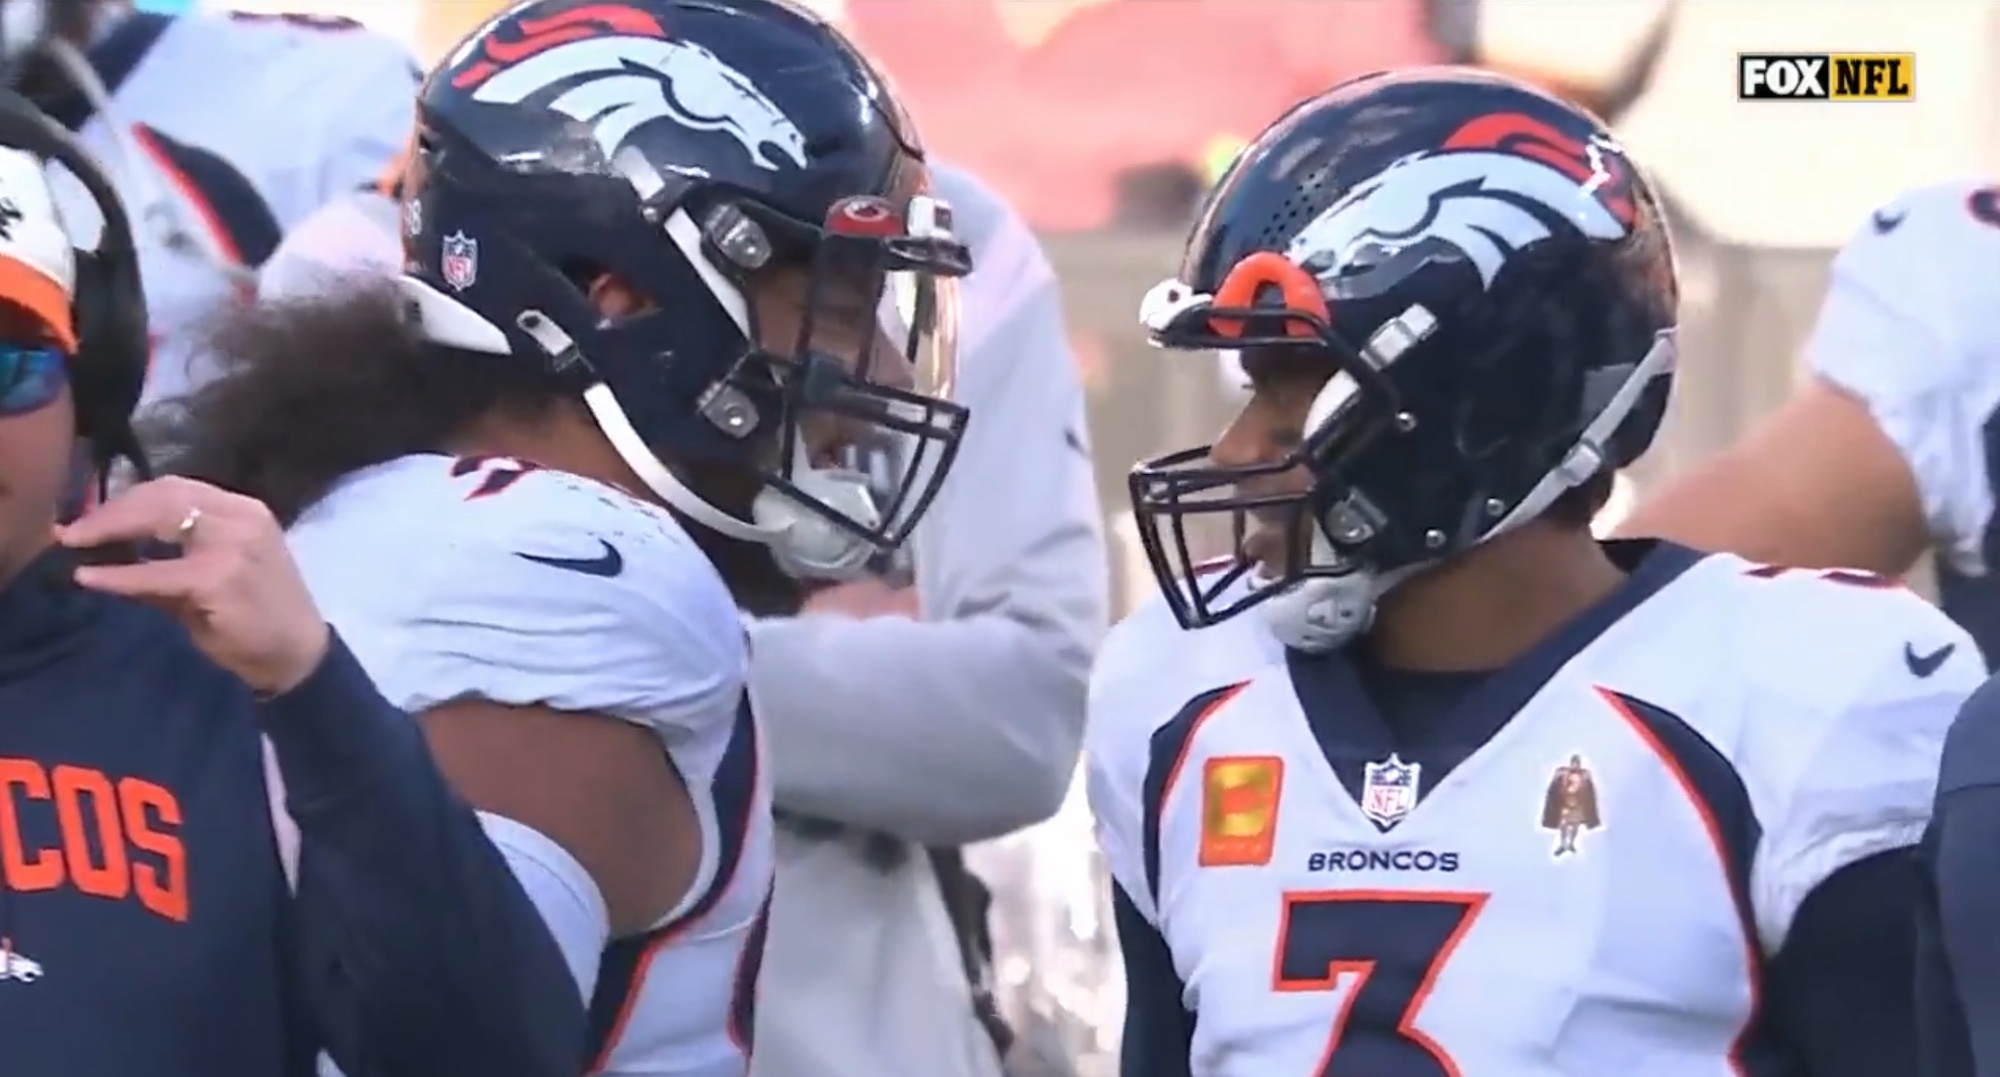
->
[516,539,624,578]
[1064,426,1089,458]
[1906,641,1957,678]
[1872,208,1907,234]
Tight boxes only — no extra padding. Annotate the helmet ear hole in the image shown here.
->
[563,261,603,293]
[574,265,661,321]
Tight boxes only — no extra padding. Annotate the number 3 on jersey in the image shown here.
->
[226,11,364,31]
[450,455,545,499]
[1274,890,1487,1076]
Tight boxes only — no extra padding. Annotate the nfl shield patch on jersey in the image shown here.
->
[1362,753,1422,829]
[1199,756,1283,866]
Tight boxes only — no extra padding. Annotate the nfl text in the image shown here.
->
[1737,53,1914,101]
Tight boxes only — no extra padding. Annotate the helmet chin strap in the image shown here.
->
[1264,437,1611,654]
[1262,328,1673,654]
[1258,534,1379,655]
[583,383,884,582]
[752,439,882,581]
[1259,370,1393,653]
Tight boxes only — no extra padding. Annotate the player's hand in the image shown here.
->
[803,577,920,619]
[55,476,331,696]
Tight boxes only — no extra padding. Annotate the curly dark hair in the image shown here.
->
[169,280,564,527]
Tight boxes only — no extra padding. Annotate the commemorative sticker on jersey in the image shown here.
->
[1539,754,1603,858]
[1361,753,1422,829]
[1199,756,1283,867]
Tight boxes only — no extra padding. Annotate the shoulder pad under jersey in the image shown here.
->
[300,456,746,742]
[1724,561,1979,948]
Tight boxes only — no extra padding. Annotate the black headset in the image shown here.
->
[0,87,150,481]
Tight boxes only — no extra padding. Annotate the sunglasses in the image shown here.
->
[0,344,67,418]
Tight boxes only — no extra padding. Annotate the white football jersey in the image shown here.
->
[256,185,402,301]
[42,10,416,407]
[1807,178,2000,662]
[287,453,774,1077]
[1087,546,1978,1077]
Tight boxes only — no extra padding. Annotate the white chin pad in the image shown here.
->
[1263,574,1375,653]
[752,442,884,581]
[1260,528,1375,653]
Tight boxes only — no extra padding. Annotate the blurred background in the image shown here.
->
[171,0,2000,1068]
[202,0,2000,615]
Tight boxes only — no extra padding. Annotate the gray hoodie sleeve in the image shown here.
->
[746,164,1108,846]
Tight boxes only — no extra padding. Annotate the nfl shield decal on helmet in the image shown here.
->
[440,232,478,291]
[1361,753,1422,828]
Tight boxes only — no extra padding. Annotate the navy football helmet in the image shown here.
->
[403,0,970,579]
[1133,67,1678,649]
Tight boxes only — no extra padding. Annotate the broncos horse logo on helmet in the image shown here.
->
[405,0,970,581]
[466,34,812,173]
[1284,115,1636,290]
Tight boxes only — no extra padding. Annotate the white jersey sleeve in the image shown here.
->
[475,810,608,996]
[258,188,402,300]
[1085,603,1178,925]
[289,457,749,742]
[1085,583,1279,926]
[1807,179,2000,573]
[1737,573,1982,951]
[394,480,744,735]
[222,14,419,223]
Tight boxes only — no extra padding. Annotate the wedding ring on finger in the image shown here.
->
[176,506,203,546]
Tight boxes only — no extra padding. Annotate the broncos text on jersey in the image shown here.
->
[1087,545,1979,1077]
[285,453,773,1077]
[44,9,416,408]
[1807,177,2000,665]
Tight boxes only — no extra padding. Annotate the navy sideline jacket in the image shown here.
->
[0,548,581,1077]
[1921,672,2000,1077]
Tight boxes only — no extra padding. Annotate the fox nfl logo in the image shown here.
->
[1738,53,1914,101]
